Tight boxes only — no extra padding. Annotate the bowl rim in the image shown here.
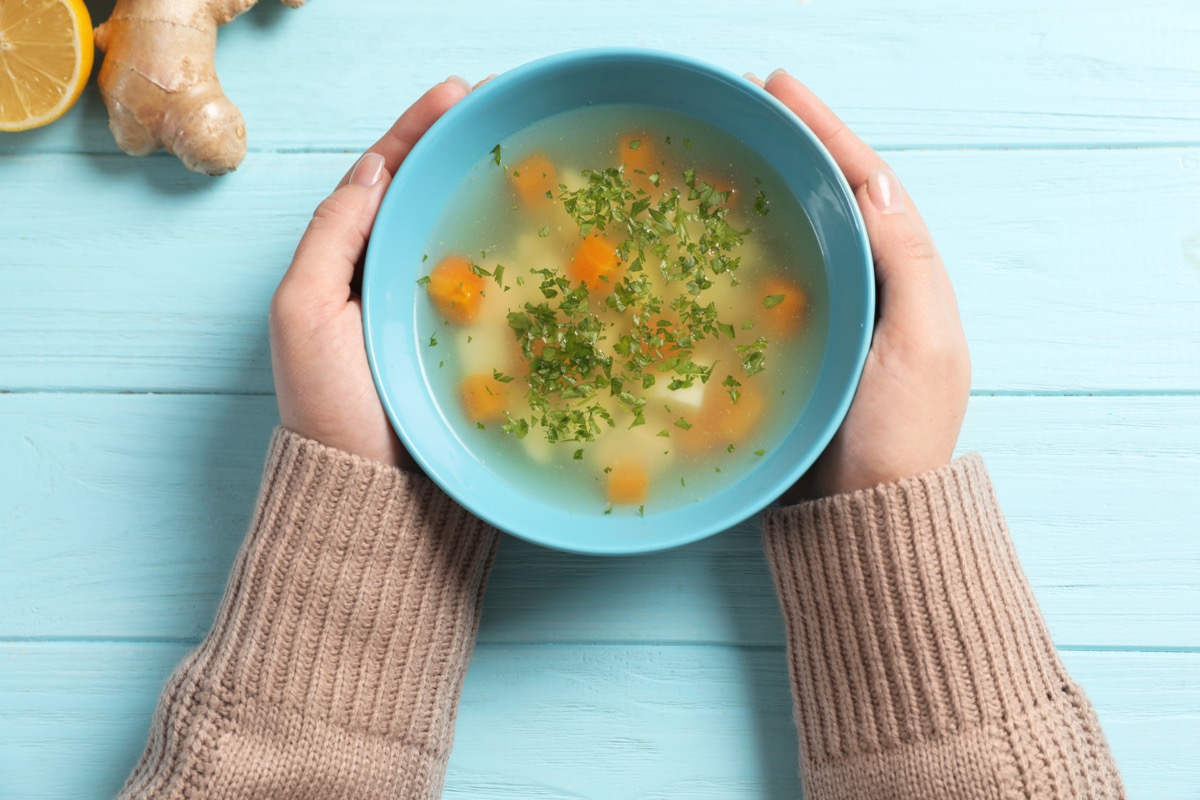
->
[363,47,874,555]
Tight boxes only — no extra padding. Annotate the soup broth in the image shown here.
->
[416,105,828,515]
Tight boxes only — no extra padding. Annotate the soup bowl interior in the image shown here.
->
[363,49,873,555]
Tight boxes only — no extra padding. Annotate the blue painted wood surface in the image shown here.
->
[2,1,1199,797]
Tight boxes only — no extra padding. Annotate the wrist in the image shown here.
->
[278,417,417,472]
[784,453,957,505]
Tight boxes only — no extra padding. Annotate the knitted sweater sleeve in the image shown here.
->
[118,428,498,799]
[762,455,1125,800]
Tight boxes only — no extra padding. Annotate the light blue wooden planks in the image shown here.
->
[3,393,1197,648]
[3,0,1198,157]
[0,642,1195,799]
[2,148,1198,394]
[1,3,1197,798]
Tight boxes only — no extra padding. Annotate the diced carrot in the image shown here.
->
[459,373,510,423]
[426,256,485,324]
[567,234,623,293]
[711,380,765,443]
[640,319,682,359]
[760,276,808,338]
[607,459,649,505]
[696,172,738,207]
[675,380,767,454]
[510,153,557,206]
[618,133,658,194]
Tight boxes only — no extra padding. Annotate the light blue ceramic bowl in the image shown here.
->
[363,49,873,555]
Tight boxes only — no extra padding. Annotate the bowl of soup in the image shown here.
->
[362,49,873,554]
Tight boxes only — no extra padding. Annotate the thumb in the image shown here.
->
[283,152,392,299]
[855,167,960,334]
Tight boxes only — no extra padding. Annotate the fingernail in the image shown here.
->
[766,67,790,83]
[349,152,386,187]
[444,75,471,91]
[744,71,761,82]
[867,168,905,214]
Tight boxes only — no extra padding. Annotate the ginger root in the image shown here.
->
[94,0,305,175]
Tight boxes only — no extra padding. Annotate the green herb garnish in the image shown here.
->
[491,147,772,446]
[753,189,770,216]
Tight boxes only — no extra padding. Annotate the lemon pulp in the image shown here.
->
[0,0,93,132]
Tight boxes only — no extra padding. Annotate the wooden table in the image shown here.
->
[2,1,1198,796]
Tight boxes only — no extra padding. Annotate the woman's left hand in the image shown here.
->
[269,77,472,469]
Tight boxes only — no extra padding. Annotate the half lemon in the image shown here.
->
[0,0,93,132]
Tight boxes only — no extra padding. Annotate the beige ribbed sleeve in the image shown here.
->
[119,428,498,799]
[763,455,1125,800]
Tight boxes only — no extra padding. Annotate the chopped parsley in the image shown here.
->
[753,190,770,216]
[484,144,773,446]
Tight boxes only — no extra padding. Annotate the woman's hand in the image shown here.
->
[269,77,473,469]
[751,70,972,501]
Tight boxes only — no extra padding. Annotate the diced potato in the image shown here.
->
[455,327,513,375]
[728,236,766,280]
[521,433,556,464]
[557,164,588,193]
[648,376,705,411]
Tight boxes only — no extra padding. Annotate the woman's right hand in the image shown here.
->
[269,78,474,470]
[749,70,972,502]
